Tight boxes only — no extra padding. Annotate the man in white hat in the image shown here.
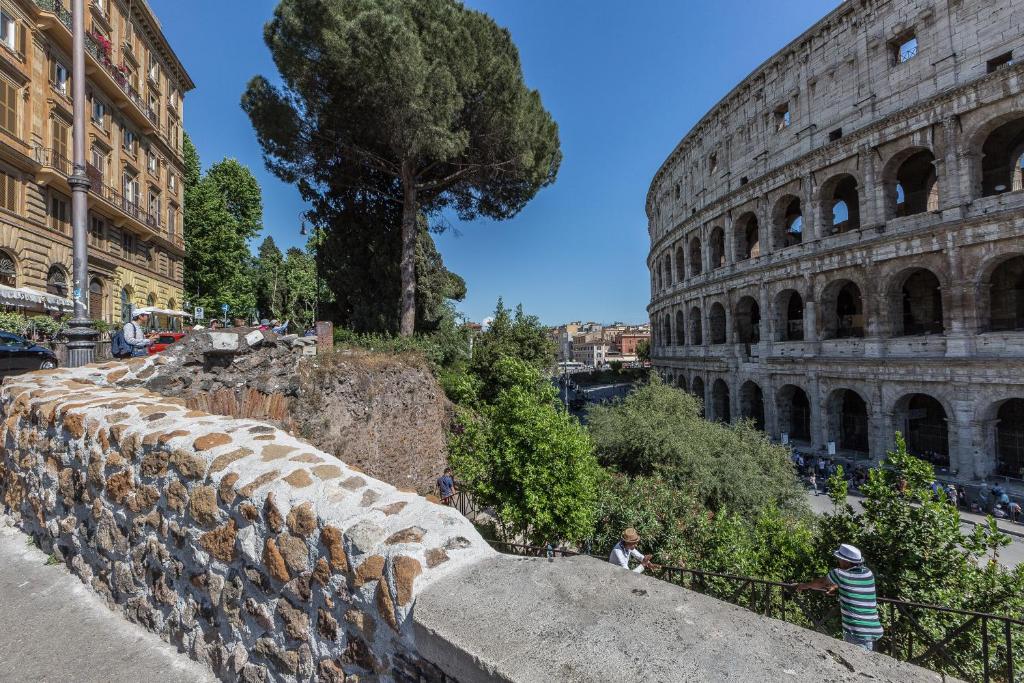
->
[608,527,659,574]
[795,543,883,651]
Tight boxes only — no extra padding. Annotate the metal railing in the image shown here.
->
[34,146,71,176]
[491,541,1024,682]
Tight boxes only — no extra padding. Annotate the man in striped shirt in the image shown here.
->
[796,544,883,651]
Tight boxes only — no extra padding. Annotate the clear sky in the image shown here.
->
[150,0,838,326]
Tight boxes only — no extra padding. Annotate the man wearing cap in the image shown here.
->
[608,528,658,574]
[796,544,883,651]
[122,311,155,358]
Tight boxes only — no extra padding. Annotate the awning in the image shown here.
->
[134,306,193,318]
[0,285,73,312]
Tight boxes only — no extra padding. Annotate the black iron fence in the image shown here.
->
[490,541,1024,682]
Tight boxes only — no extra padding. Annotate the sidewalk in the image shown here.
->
[804,488,1024,540]
[0,523,215,683]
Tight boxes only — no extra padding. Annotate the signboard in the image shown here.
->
[193,306,204,321]
[781,432,789,445]
[827,441,837,456]
[220,304,229,314]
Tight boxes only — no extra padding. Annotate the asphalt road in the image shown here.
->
[0,523,215,683]
[804,491,1024,569]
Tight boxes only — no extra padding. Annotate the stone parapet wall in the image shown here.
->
[0,362,491,682]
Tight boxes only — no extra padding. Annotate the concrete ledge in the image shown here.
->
[413,555,954,683]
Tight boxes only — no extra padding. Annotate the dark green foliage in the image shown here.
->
[468,298,556,403]
[243,0,561,335]
[255,236,285,319]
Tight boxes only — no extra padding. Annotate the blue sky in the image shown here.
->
[150,0,837,325]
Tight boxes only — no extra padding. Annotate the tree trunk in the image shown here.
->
[399,161,418,337]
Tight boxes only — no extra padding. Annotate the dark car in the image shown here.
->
[0,331,58,374]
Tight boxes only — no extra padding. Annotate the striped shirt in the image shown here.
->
[827,565,883,640]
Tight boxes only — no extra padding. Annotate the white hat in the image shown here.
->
[833,544,863,564]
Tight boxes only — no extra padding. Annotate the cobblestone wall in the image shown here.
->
[0,360,491,682]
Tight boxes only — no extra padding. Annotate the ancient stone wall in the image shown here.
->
[0,361,491,682]
[647,0,1024,478]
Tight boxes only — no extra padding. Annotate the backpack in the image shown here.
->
[110,329,132,358]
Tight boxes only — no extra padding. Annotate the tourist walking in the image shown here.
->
[808,470,818,496]
[795,544,883,652]
[437,467,456,506]
[122,311,154,358]
[609,528,659,574]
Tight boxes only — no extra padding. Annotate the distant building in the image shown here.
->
[573,342,609,368]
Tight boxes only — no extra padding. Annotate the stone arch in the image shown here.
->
[820,278,865,339]
[972,113,1024,197]
[89,276,106,322]
[777,384,812,443]
[819,173,860,234]
[775,289,804,341]
[708,302,727,344]
[709,226,726,269]
[886,267,944,336]
[675,244,686,282]
[689,236,702,276]
[663,253,673,288]
[882,147,938,217]
[739,380,765,430]
[991,398,1024,478]
[46,264,68,298]
[734,212,760,260]
[826,388,870,454]
[978,254,1024,332]
[689,306,703,345]
[662,313,672,346]
[893,393,950,468]
[734,295,761,344]
[676,374,688,392]
[675,309,686,346]
[0,248,17,287]
[772,195,803,249]
[691,375,706,416]
[711,378,731,423]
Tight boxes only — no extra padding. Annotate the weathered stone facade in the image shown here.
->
[0,356,490,682]
[647,0,1024,480]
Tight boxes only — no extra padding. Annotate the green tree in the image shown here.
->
[282,247,317,329]
[183,134,261,316]
[468,299,556,402]
[243,0,561,336]
[255,236,285,319]
[587,376,804,516]
[449,356,598,544]
[636,337,650,363]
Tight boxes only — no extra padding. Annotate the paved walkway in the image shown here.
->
[0,523,215,683]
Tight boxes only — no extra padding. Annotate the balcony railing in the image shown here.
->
[33,0,159,127]
[34,146,163,233]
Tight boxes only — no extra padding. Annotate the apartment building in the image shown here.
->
[0,0,192,324]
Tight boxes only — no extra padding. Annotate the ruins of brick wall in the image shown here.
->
[0,360,491,682]
[646,0,1024,477]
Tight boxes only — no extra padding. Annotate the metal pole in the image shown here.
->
[65,0,96,366]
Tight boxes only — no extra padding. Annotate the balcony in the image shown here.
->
[31,0,159,133]
[33,146,175,249]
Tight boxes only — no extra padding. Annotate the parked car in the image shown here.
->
[147,332,186,355]
[0,331,58,373]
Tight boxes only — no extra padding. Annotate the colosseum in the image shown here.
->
[646,0,1024,482]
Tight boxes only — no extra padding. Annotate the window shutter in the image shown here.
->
[5,83,15,134]
[5,172,14,211]
[16,22,23,56]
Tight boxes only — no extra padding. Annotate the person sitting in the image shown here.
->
[122,311,154,358]
[609,528,659,574]
[258,318,271,331]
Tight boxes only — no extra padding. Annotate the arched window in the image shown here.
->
[120,287,131,323]
[709,227,725,269]
[689,237,702,276]
[896,394,949,467]
[663,254,673,288]
[675,310,685,346]
[822,280,865,339]
[989,256,1024,332]
[777,290,804,341]
[828,389,869,453]
[689,306,702,346]
[898,269,943,336]
[980,117,1024,196]
[0,251,16,288]
[711,379,731,423]
[662,313,672,347]
[773,196,803,249]
[88,278,103,321]
[735,296,760,344]
[735,213,760,260]
[890,150,938,217]
[708,303,727,344]
[46,265,68,298]
[822,175,860,234]
[675,245,686,282]
[777,385,811,443]
[676,375,687,392]
[996,399,1024,478]
[740,381,765,431]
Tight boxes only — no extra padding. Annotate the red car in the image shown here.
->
[147,332,186,355]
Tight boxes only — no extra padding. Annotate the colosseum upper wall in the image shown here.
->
[647,0,1024,483]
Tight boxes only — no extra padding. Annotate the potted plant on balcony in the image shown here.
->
[90,30,112,65]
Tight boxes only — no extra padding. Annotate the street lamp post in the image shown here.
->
[65,0,97,367]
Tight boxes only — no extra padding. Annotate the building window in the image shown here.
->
[147,150,158,175]
[168,172,177,194]
[91,98,108,128]
[89,277,104,321]
[93,0,108,17]
[166,204,176,237]
[0,13,15,52]
[51,61,69,96]
[89,215,105,247]
[0,251,15,287]
[0,79,16,136]
[122,172,139,207]
[52,119,70,163]
[0,168,17,212]
[148,55,159,83]
[122,128,137,155]
[829,128,843,142]
[121,231,135,258]
[120,287,131,323]
[48,191,69,233]
[774,104,791,131]
[148,190,160,222]
[988,52,1014,74]
[90,146,106,181]
[892,33,918,65]
[46,265,67,298]
[709,152,718,174]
